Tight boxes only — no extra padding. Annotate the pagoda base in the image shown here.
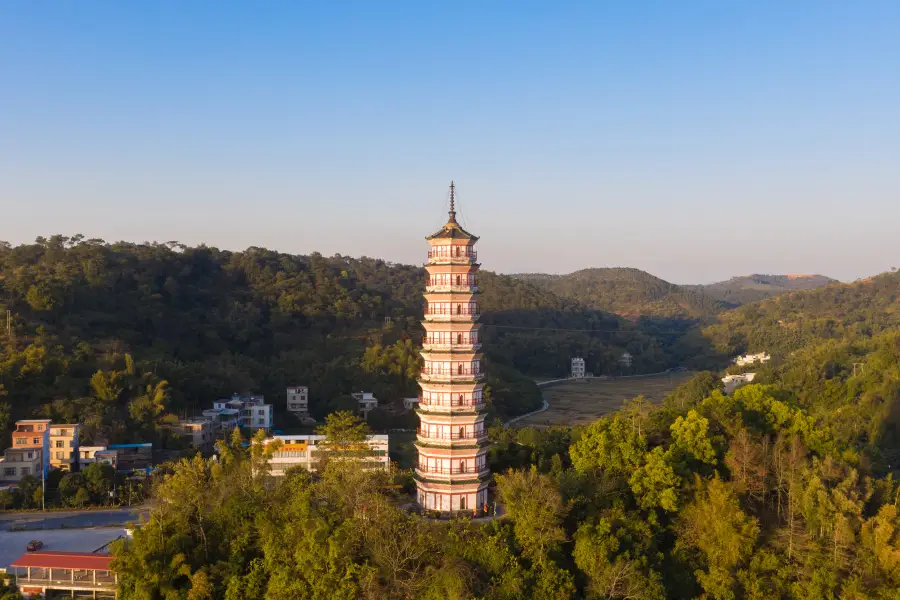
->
[416,480,490,513]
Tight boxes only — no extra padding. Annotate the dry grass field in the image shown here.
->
[517,372,694,428]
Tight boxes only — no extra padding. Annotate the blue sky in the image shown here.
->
[1,2,898,283]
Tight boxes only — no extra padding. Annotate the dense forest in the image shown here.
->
[3,236,900,597]
[0,237,702,447]
[514,268,725,320]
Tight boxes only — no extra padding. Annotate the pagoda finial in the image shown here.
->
[448,181,457,223]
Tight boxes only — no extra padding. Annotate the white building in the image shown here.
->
[722,373,757,394]
[287,386,309,416]
[734,352,771,367]
[206,394,273,431]
[619,352,633,368]
[571,357,586,379]
[78,446,108,469]
[351,392,379,418]
[403,397,419,410]
[264,434,390,476]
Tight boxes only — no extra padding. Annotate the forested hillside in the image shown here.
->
[701,270,900,359]
[0,236,702,447]
[514,268,724,320]
[691,273,837,305]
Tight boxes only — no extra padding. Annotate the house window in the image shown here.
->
[32,437,40,445]
[15,438,26,445]
[3,467,15,476]
[56,452,64,459]
[55,440,64,448]
[20,467,30,475]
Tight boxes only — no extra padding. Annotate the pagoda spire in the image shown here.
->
[448,181,457,223]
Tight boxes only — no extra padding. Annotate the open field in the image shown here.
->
[516,372,694,428]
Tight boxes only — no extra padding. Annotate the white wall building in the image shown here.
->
[287,386,309,415]
[352,392,379,418]
[734,353,771,367]
[403,397,419,410]
[264,434,390,476]
[78,446,108,469]
[207,394,273,431]
[571,357,586,379]
[722,373,757,394]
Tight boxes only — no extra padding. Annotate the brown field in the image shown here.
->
[516,372,694,428]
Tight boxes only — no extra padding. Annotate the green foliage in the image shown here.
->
[569,415,647,475]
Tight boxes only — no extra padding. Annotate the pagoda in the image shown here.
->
[415,182,490,513]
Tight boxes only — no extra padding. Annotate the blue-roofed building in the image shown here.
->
[108,443,152,473]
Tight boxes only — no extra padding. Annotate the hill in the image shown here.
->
[0,236,706,446]
[691,273,837,305]
[701,269,900,359]
[512,267,724,320]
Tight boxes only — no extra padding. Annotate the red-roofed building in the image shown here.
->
[8,551,117,598]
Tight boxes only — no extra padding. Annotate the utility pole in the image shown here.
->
[5,310,10,336]
[41,459,46,512]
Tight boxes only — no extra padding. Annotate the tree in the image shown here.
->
[570,415,647,476]
[629,447,680,513]
[670,410,718,467]
[496,466,568,564]
[676,477,759,600]
[74,487,90,508]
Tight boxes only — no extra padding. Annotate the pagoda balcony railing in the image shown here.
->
[422,337,481,350]
[424,307,479,317]
[416,429,488,442]
[420,369,484,381]
[416,465,490,475]
[428,249,477,261]
[425,284,479,294]
[418,396,485,409]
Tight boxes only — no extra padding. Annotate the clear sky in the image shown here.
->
[2,2,898,283]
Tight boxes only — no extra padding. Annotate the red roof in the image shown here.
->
[11,551,113,571]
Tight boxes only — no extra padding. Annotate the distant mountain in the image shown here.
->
[702,269,900,358]
[512,268,724,320]
[691,273,837,305]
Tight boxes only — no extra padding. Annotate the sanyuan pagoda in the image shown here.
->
[415,183,490,513]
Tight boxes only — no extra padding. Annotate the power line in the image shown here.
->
[480,323,689,335]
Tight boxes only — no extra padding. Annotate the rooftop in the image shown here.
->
[108,443,152,449]
[426,182,479,242]
[15,419,52,424]
[11,551,113,571]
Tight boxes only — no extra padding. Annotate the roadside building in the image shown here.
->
[49,424,80,472]
[264,434,389,476]
[107,443,152,474]
[571,357,586,379]
[0,447,43,483]
[175,417,217,451]
[11,419,51,479]
[403,397,419,411]
[619,352,633,369]
[9,551,117,599]
[78,446,108,469]
[287,386,309,416]
[351,392,379,418]
[94,449,119,470]
[205,393,273,431]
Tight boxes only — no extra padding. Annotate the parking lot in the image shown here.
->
[0,528,127,569]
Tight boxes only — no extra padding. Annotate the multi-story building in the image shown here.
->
[0,447,43,483]
[205,394,273,431]
[108,443,153,473]
[264,434,389,476]
[78,446,108,469]
[351,392,379,418]
[723,373,757,394]
[415,183,490,513]
[571,357,586,379]
[49,424,80,472]
[11,419,51,479]
[287,386,309,416]
[175,418,216,452]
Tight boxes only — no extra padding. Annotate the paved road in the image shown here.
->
[0,528,128,569]
[0,506,146,531]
